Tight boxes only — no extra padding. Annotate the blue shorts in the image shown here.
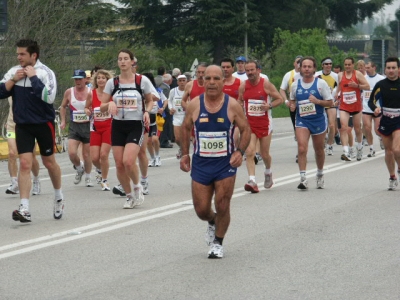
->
[378,116,400,136]
[295,114,327,135]
[191,155,237,185]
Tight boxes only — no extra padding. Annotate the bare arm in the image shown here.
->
[84,91,93,116]
[181,81,193,110]
[59,89,71,130]
[265,80,283,109]
[237,81,245,107]
[356,71,370,90]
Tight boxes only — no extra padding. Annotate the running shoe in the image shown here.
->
[244,180,259,193]
[362,137,368,146]
[74,169,84,185]
[341,152,352,161]
[264,172,273,189]
[123,195,136,209]
[205,223,216,246]
[113,184,126,197]
[327,145,333,156]
[95,170,102,184]
[53,198,65,220]
[32,179,41,195]
[133,185,145,206]
[254,153,262,165]
[101,181,110,191]
[380,138,385,150]
[349,147,356,159]
[297,177,308,190]
[253,154,258,165]
[208,243,224,259]
[12,205,31,223]
[295,154,298,163]
[141,180,149,195]
[148,158,155,167]
[155,156,162,167]
[367,149,375,158]
[85,177,94,187]
[356,148,363,161]
[316,174,325,189]
[6,182,19,195]
[388,178,398,191]
[334,133,341,145]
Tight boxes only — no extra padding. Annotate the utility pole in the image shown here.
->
[244,3,248,59]
[0,0,7,33]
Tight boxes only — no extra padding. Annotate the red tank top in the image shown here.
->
[189,80,205,100]
[92,89,112,128]
[243,78,270,127]
[339,70,362,113]
[223,77,241,99]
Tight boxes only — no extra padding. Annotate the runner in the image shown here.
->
[180,65,251,258]
[289,56,333,190]
[238,60,283,193]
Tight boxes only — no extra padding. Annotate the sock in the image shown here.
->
[141,176,148,183]
[133,183,140,189]
[264,169,271,175]
[155,151,159,156]
[11,177,17,184]
[357,142,363,150]
[54,189,63,200]
[33,175,39,182]
[317,169,324,176]
[214,236,224,245]
[249,175,256,182]
[21,198,29,209]
[300,171,306,178]
[343,146,349,153]
[85,173,91,179]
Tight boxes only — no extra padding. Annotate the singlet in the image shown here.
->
[189,80,205,100]
[243,77,271,127]
[69,87,90,123]
[193,94,235,158]
[223,77,241,100]
[169,87,185,115]
[91,89,112,130]
[295,78,325,119]
[339,70,362,113]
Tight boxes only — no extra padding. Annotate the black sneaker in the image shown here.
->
[12,205,31,223]
[334,134,341,145]
[112,184,126,197]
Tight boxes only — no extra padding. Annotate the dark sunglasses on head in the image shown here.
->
[324,63,332,65]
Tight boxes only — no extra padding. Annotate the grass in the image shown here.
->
[272,103,290,118]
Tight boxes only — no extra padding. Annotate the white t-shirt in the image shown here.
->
[233,72,269,81]
[363,73,385,113]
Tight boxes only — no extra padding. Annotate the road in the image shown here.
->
[0,118,399,300]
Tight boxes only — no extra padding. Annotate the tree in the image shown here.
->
[372,25,391,39]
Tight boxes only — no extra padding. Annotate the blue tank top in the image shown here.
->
[295,78,325,119]
[193,94,235,158]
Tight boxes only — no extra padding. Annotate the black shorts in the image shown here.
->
[339,109,360,116]
[16,122,55,156]
[148,124,158,137]
[378,116,400,136]
[69,122,90,144]
[362,112,381,118]
[111,119,145,146]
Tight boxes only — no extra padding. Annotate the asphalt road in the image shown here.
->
[0,118,399,300]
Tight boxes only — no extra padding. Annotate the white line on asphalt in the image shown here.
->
[0,150,385,260]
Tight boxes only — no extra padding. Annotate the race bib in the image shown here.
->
[247,99,265,117]
[382,107,400,118]
[363,90,371,102]
[93,107,111,121]
[199,131,228,157]
[116,96,138,111]
[298,101,316,117]
[343,91,357,104]
[72,110,89,123]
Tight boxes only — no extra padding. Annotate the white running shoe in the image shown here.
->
[53,198,65,220]
[349,147,356,159]
[205,223,216,246]
[32,180,41,195]
[101,181,110,191]
[12,205,31,223]
[155,156,162,167]
[388,178,398,191]
[112,184,126,197]
[141,180,149,195]
[85,177,94,187]
[356,148,363,161]
[123,195,136,209]
[95,170,102,184]
[327,145,333,156]
[341,152,352,161]
[208,243,224,259]
[148,158,155,167]
[6,182,19,195]
[297,177,308,190]
[133,185,145,206]
[316,174,325,189]
[367,149,375,157]
[74,169,84,185]
[264,172,273,189]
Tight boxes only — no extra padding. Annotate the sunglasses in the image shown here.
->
[323,63,332,65]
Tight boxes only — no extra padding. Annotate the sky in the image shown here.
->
[379,0,400,19]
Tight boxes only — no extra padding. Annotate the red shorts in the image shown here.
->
[90,126,111,146]
[249,117,271,138]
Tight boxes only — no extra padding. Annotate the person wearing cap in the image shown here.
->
[238,59,283,193]
[0,39,63,223]
[315,57,339,156]
[60,69,93,187]
[336,57,370,161]
[168,74,187,158]
[232,56,247,80]
[290,56,333,190]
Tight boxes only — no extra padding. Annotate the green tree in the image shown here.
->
[372,25,391,39]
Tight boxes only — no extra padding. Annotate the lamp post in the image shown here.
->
[244,3,248,59]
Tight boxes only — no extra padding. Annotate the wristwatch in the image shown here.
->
[236,147,245,156]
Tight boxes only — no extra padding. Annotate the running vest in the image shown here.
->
[193,94,235,158]
[339,70,362,113]
[223,77,241,100]
[295,78,325,119]
[189,80,205,100]
[92,89,111,128]
[69,87,90,123]
[170,87,185,115]
[243,77,270,124]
